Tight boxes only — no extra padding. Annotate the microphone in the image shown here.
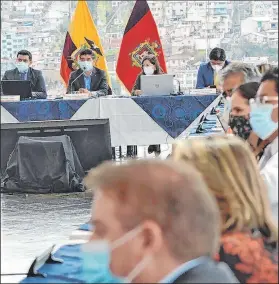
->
[70,66,86,94]
[173,75,183,95]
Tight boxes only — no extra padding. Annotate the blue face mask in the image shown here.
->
[81,227,150,284]
[81,241,126,283]
[78,61,93,72]
[250,103,278,140]
[16,61,29,73]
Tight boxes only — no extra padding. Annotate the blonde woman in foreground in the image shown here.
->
[172,136,278,284]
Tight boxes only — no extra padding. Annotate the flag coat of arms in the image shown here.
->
[116,0,167,93]
[60,0,111,87]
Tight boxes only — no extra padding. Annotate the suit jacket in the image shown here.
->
[66,67,109,96]
[173,259,239,283]
[2,67,47,99]
[196,60,230,89]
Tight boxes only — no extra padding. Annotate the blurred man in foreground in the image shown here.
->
[250,68,278,219]
[2,50,47,99]
[67,48,109,96]
[84,160,238,283]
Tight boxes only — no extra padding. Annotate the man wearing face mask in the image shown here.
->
[218,63,261,132]
[2,50,47,99]
[249,68,278,220]
[196,47,229,89]
[83,160,238,283]
[66,48,109,96]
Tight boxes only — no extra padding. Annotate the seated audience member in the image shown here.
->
[131,54,163,155]
[84,160,238,283]
[2,50,47,99]
[172,136,278,283]
[196,47,229,89]
[250,68,278,220]
[67,48,109,96]
[218,62,261,129]
[219,62,261,98]
[230,82,268,159]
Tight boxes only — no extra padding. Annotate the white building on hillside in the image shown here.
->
[251,1,273,17]
[241,17,271,35]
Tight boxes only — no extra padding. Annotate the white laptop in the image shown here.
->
[141,74,174,96]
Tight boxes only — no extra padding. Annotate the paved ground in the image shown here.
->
[1,145,171,283]
[1,193,92,283]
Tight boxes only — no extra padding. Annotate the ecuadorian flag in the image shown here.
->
[60,0,111,88]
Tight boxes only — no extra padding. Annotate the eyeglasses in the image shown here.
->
[249,96,279,105]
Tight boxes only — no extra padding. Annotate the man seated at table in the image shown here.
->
[196,47,229,89]
[2,50,47,99]
[66,48,109,97]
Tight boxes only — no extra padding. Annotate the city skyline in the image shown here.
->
[1,0,278,93]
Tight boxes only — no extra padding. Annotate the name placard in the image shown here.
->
[0,95,20,102]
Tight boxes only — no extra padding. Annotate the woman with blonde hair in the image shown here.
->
[172,135,278,283]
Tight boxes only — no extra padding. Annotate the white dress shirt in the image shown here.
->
[259,136,278,220]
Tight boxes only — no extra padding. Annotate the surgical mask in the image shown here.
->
[16,61,29,73]
[211,65,222,72]
[143,66,154,75]
[81,226,151,283]
[250,103,278,140]
[79,61,93,72]
[229,115,252,140]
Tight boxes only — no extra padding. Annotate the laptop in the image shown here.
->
[141,74,174,96]
[1,80,32,100]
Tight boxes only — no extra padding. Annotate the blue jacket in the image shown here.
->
[196,60,230,89]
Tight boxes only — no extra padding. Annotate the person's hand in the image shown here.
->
[79,88,90,94]
[134,90,142,96]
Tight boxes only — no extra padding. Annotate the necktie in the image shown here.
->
[20,72,26,80]
[213,71,217,86]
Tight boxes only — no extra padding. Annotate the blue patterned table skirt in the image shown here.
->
[132,95,217,138]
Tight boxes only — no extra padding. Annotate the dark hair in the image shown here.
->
[141,54,162,75]
[233,82,260,101]
[209,47,226,61]
[17,50,32,61]
[261,67,278,94]
[79,48,96,59]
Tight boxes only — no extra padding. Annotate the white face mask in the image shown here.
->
[78,61,93,72]
[143,66,155,75]
[16,61,29,73]
[81,226,151,283]
[212,65,222,72]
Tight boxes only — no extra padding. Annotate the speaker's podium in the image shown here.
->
[1,119,112,194]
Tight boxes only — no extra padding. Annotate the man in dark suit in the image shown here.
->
[84,160,238,283]
[2,50,47,99]
[66,48,109,96]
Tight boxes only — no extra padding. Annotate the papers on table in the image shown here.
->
[187,89,217,95]
[63,93,91,100]
[0,95,20,102]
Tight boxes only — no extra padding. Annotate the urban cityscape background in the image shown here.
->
[1,1,278,95]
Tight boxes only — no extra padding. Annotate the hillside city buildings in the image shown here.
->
[1,1,278,94]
